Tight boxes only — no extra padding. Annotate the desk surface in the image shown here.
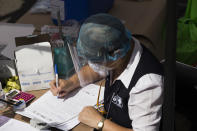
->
[0,89,94,131]
[0,89,47,123]
[1,0,166,130]
[0,90,41,120]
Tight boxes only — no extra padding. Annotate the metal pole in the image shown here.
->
[162,0,176,130]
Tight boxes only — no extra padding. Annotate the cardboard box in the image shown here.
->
[14,34,55,92]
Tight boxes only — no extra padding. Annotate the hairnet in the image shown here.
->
[76,13,132,63]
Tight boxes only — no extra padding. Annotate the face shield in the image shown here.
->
[67,40,109,87]
[67,14,132,87]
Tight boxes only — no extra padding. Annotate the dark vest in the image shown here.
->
[104,45,163,128]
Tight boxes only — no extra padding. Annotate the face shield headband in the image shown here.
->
[76,29,132,63]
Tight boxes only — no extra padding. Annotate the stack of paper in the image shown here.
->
[16,84,104,130]
[0,116,39,131]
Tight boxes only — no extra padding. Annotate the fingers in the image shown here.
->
[78,106,102,128]
[49,80,56,88]
[50,79,75,97]
[50,87,57,96]
[50,80,58,96]
[58,91,68,98]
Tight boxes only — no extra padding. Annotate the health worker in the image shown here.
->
[50,13,164,131]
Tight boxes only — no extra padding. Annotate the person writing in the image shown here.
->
[50,13,163,131]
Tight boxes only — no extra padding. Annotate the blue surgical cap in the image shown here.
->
[77,13,132,63]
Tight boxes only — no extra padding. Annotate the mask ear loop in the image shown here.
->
[96,81,107,115]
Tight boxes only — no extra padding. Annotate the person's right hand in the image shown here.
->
[50,79,75,97]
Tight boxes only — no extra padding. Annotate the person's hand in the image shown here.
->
[50,79,74,97]
[78,106,104,129]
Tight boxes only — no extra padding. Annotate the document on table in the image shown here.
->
[0,116,39,131]
[16,84,104,131]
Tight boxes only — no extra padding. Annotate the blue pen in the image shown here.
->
[55,64,59,97]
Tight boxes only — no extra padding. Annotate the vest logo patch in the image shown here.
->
[112,95,123,108]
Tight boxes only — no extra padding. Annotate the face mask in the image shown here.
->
[88,61,112,76]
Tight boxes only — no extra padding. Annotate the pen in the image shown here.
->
[55,64,59,97]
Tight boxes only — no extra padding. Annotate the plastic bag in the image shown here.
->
[176,0,197,65]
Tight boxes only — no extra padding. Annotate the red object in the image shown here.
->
[13,92,35,103]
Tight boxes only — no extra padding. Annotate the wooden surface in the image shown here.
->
[0,88,94,131]
[0,89,48,123]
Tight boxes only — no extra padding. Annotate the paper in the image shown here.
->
[16,84,104,130]
[15,42,54,91]
[0,116,38,131]
[0,23,35,59]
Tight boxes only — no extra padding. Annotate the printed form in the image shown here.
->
[16,84,104,130]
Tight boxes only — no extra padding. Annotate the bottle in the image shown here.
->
[0,82,7,110]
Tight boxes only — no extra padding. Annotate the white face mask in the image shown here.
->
[88,61,112,76]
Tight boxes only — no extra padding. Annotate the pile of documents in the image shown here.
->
[0,116,38,131]
[16,84,104,130]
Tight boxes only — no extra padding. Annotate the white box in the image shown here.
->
[15,42,55,91]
